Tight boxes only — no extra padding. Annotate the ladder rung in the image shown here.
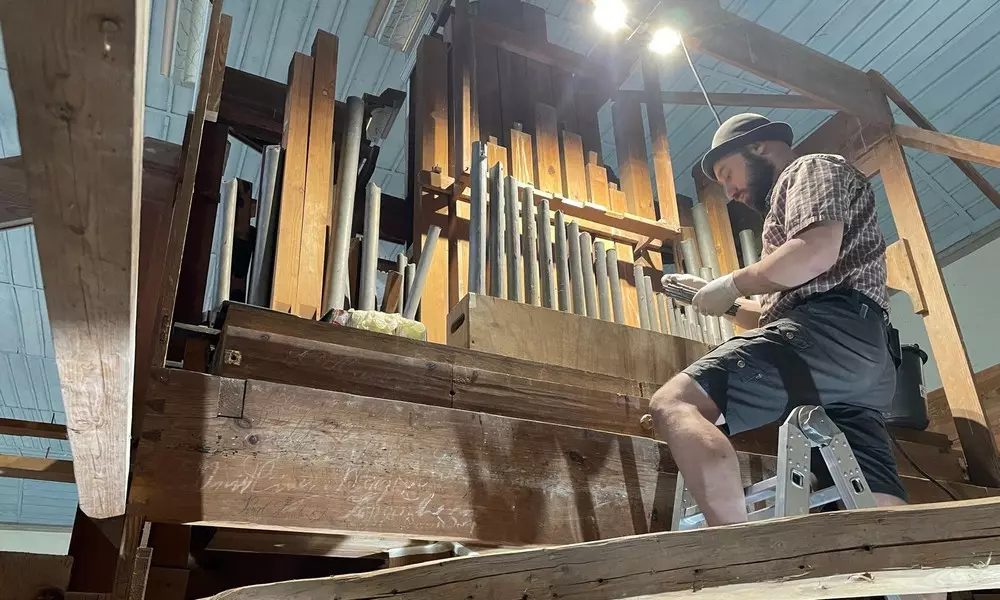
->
[679,485,843,528]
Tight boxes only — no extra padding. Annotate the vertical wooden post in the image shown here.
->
[612,97,656,219]
[411,36,451,342]
[451,0,478,179]
[534,103,563,195]
[877,135,1000,487]
[641,58,680,228]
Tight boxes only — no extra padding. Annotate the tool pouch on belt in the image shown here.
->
[886,324,903,369]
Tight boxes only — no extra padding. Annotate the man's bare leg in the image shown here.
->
[649,373,747,526]
[872,493,945,600]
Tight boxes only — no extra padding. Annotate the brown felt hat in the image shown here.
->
[702,113,793,181]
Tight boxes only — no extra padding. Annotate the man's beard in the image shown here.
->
[741,150,776,215]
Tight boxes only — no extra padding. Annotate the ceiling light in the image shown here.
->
[648,27,681,55]
[593,0,628,33]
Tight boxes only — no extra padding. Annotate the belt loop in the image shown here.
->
[859,303,869,319]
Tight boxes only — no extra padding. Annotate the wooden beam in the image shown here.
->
[0,157,30,230]
[217,67,286,145]
[197,497,1000,600]
[450,0,478,178]
[469,16,596,80]
[612,97,655,219]
[0,552,73,600]
[0,418,67,440]
[618,89,840,110]
[132,369,673,546]
[204,14,232,122]
[380,270,403,313]
[0,455,75,483]
[878,135,1000,487]
[585,152,610,209]
[641,59,680,228]
[927,363,1000,450]
[885,238,928,315]
[676,2,892,125]
[794,111,891,168]
[0,0,150,518]
[206,529,432,559]
[869,69,1000,210]
[894,124,1000,170]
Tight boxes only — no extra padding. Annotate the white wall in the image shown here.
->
[890,235,1000,391]
[0,525,71,554]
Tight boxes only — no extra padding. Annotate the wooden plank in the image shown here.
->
[217,67,286,146]
[150,0,225,372]
[484,137,508,173]
[534,103,563,195]
[679,2,891,125]
[0,158,30,230]
[641,59,680,228]
[927,363,1000,450]
[475,42,502,143]
[617,89,840,110]
[0,552,73,600]
[450,0,478,178]
[449,293,708,383]
[585,152,610,209]
[409,36,450,343]
[270,52,314,315]
[609,185,640,327]
[885,238,928,315]
[196,497,1000,600]
[869,69,1000,210]
[560,130,587,201]
[204,14,233,122]
[293,31,339,320]
[0,418,67,440]
[894,124,1000,170]
[0,455,75,483]
[144,567,188,600]
[496,49,528,147]
[206,529,422,559]
[551,67,578,134]
[508,127,535,186]
[612,98,656,219]
[878,135,1000,487]
[380,271,403,313]
[132,370,674,546]
[470,17,595,80]
[0,0,151,519]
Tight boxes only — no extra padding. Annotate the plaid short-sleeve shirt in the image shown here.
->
[758,153,889,325]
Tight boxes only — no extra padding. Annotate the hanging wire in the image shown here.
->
[679,35,722,126]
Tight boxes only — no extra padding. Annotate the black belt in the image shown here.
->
[796,289,889,324]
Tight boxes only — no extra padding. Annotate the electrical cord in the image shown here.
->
[888,430,959,501]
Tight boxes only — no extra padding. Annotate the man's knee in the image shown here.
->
[649,373,721,428]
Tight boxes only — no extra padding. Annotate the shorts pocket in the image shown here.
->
[767,320,813,351]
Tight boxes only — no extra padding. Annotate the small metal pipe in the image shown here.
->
[248,145,281,307]
[679,238,703,276]
[580,232,598,318]
[161,0,178,76]
[606,247,625,324]
[468,141,488,295]
[396,254,408,314]
[692,202,722,276]
[404,263,416,308]
[700,266,723,345]
[488,163,506,298]
[594,241,612,322]
[644,276,659,333]
[537,199,556,308]
[324,95,365,312]
[568,221,587,316]
[721,317,736,341]
[403,225,442,320]
[358,182,382,311]
[215,178,238,310]
[521,186,540,305]
[634,264,649,329]
[504,176,523,302]
[739,228,761,266]
[657,293,669,335]
[554,211,571,311]
[666,297,679,336]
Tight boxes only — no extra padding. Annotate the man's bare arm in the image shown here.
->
[732,221,844,296]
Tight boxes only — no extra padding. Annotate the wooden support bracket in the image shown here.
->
[885,238,928,315]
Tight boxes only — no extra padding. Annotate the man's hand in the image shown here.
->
[693,273,743,316]
[661,272,708,291]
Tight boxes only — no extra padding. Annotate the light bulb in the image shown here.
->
[648,27,681,55]
[593,0,628,33]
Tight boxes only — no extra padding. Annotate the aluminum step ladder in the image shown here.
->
[671,405,900,600]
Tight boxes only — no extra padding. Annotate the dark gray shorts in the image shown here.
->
[683,292,906,500]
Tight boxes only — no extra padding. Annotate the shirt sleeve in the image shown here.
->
[780,156,856,239]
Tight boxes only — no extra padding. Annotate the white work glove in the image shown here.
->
[692,273,742,316]
[661,272,708,292]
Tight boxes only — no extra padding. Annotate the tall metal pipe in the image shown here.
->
[161,0,178,76]
[521,186,540,305]
[679,238,703,276]
[606,247,624,324]
[666,297,679,336]
[656,293,669,335]
[634,264,649,329]
[537,199,556,308]
[580,232,598,318]
[324,95,365,312]
[554,211,571,312]
[692,202,721,276]
[488,163,506,298]
[739,228,760,266]
[248,145,281,307]
[404,263,416,308]
[504,176,522,302]
[215,178,238,310]
[594,241,611,321]
[468,141,488,295]
[644,276,659,333]
[700,266,724,345]
[358,182,382,311]
[402,225,442,320]
[396,254,408,314]
[567,221,586,316]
